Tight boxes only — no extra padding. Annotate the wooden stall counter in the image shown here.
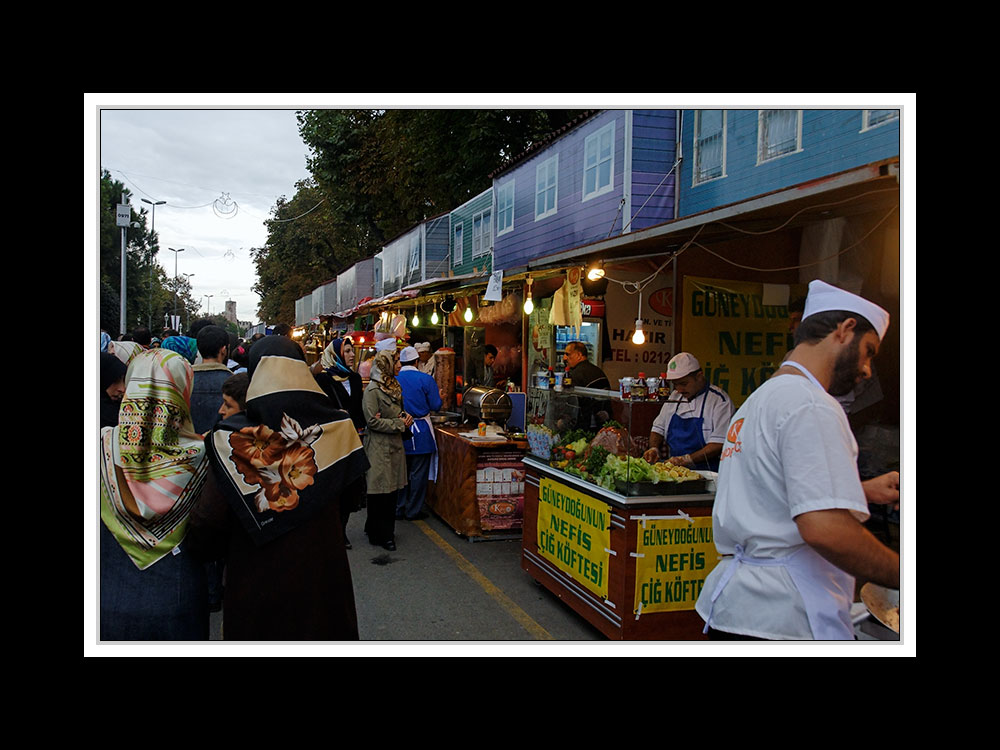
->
[427,426,529,539]
[521,457,716,640]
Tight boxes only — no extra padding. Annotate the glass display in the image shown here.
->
[525,385,710,498]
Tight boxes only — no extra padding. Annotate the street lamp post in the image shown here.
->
[204,294,214,317]
[168,247,185,327]
[140,198,165,329]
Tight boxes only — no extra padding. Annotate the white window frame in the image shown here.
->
[861,109,899,132]
[452,222,463,267]
[408,233,421,273]
[692,109,727,185]
[582,120,615,201]
[757,110,802,164]
[534,154,559,221]
[496,181,514,236]
[472,208,492,258]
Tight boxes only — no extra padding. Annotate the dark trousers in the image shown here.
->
[397,453,432,519]
[365,491,397,544]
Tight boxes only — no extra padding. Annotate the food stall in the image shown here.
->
[429,422,529,539]
[521,385,718,640]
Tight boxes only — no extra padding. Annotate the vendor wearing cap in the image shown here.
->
[395,346,443,520]
[414,342,436,376]
[642,353,734,472]
[695,280,900,640]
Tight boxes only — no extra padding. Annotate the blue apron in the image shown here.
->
[666,388,717,471]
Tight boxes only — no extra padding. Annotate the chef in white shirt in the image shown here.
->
[695,280,900,640]
[642,353,734,472]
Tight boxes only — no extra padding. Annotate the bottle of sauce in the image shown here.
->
[547,366,556,390]
[658,372,671,400]
[563,366,573,390]
[632,372,647,401]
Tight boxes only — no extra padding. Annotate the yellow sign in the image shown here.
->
[681,276,806,407]
[633,517,720,614]
[538,477,611,599]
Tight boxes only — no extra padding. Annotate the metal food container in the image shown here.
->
[462,386,513,425]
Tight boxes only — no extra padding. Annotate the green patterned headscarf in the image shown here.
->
[99,349,207,569]
[161,336,199,364]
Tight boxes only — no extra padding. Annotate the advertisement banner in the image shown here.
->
[537,477,612,599]
[633,516,720,615]
[681,276,806,407]
[604,270,675,385]
[476,450,525,531]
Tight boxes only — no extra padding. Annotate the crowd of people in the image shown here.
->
[98,320,445,641]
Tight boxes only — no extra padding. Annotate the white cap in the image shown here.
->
[665,352,700,380]
[414,342,431,353]
[802,280,890,340]
[399,346,419,363]
[374,337,397,352]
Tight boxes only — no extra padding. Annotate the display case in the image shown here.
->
[525,384,711,497]
[520,385,718,639]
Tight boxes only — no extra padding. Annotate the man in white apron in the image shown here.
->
[695,280,900,640]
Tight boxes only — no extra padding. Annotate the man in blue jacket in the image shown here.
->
[395,346,443,521]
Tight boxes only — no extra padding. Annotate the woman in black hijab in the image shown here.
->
[100,352,128,428]
[187,335,369,640]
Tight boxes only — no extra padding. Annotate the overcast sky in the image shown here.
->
[96,105,313,327]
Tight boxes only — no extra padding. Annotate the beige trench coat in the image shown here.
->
[361,382,409,494]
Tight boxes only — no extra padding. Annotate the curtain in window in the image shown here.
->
[761,110,798,159]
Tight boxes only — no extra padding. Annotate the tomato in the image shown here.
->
[565,450,576,460]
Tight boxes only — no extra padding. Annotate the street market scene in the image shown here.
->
[89,97,912,654]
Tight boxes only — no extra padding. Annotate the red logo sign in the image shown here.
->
[648,287,673,317]
[727,418,744,444]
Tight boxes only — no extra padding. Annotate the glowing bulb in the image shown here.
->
[431,309,439,325]
[632,319,645,345]
[523,296,534,315]
[464,306,474,322]
[412,311,420,326]
[586,264,605,281]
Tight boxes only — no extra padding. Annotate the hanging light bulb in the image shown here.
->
[586,261,605,281]
[431,308,439,325]
[464,305,474,322]
[523,277,534,315]
[632,292,645,345]
[632,319,645,345]
[412,308,420,327]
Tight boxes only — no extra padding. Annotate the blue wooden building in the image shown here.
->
[678,108,900,217]
[448,187,494,278]
[491,109,678,272]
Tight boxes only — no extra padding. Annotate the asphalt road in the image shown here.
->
[209,506,605,647]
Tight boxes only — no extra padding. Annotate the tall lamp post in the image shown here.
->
[140,198,165,329]
[204,294,214,317]
[168,247,185,328]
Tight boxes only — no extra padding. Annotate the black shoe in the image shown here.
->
[407,511,429,521]
[382,540,397,551]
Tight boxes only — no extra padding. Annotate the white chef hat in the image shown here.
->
[414,342,431,353]
[374,337,397,352]
[802,280,890,340]
[665,352,700,380]
[399,346,419,363]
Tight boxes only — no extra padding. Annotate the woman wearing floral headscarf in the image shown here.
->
[361,347,412,551]
[187,335,368,640]
[99,348,213,640]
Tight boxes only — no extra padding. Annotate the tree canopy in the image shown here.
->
[251,109,588,322]
[99,169,201,335]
